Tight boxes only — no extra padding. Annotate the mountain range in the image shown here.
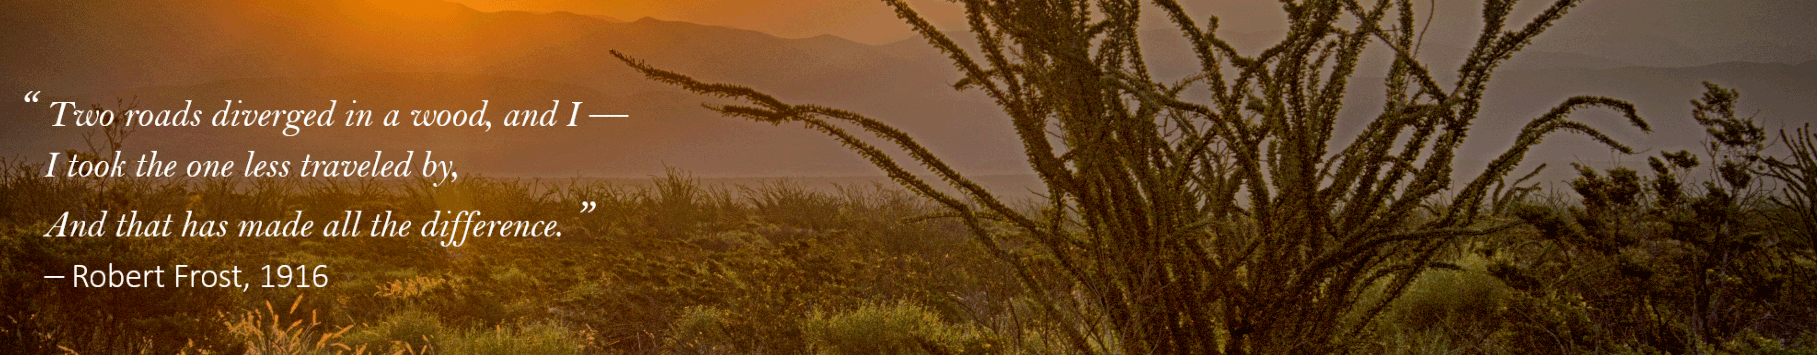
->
[3,0,1813,182]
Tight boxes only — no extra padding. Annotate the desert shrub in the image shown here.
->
[220,296,355,355]
[1483,83,1817,353]
[613,0,1660,352]
[744,180,847,231]
[1762,124,1817,253]
[1392,259,1510,333]
[1719,331,1817,355]
[667,305,737,354]
[802,301,999,355]
[343,309,444,354]
[432,321,584,355]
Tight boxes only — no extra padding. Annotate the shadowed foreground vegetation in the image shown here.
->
[2,110,1815,354]
[1,160,1023,354]
[4,0,1817,353]
[603,0,1817,353]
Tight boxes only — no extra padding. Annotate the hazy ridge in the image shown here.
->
[3,0,1813,183]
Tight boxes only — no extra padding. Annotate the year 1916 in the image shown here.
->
[261,265,328,288]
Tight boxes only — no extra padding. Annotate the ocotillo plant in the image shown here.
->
[1762,124,1817,254]
[614,0,1649,353]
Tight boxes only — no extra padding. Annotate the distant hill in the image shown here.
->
[578,13,624,23]
[3,0,1814,181]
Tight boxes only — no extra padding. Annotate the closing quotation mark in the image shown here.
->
[580,201,597,213]
[23,91,41,102]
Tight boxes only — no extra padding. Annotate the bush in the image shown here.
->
[802,301,998,355]
[1480,83,1817,353]
[343,309,444,354]
[1391,258,1510,332]
[219,296,354,355]
[433,322,584,355]
[668,306,737,354]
